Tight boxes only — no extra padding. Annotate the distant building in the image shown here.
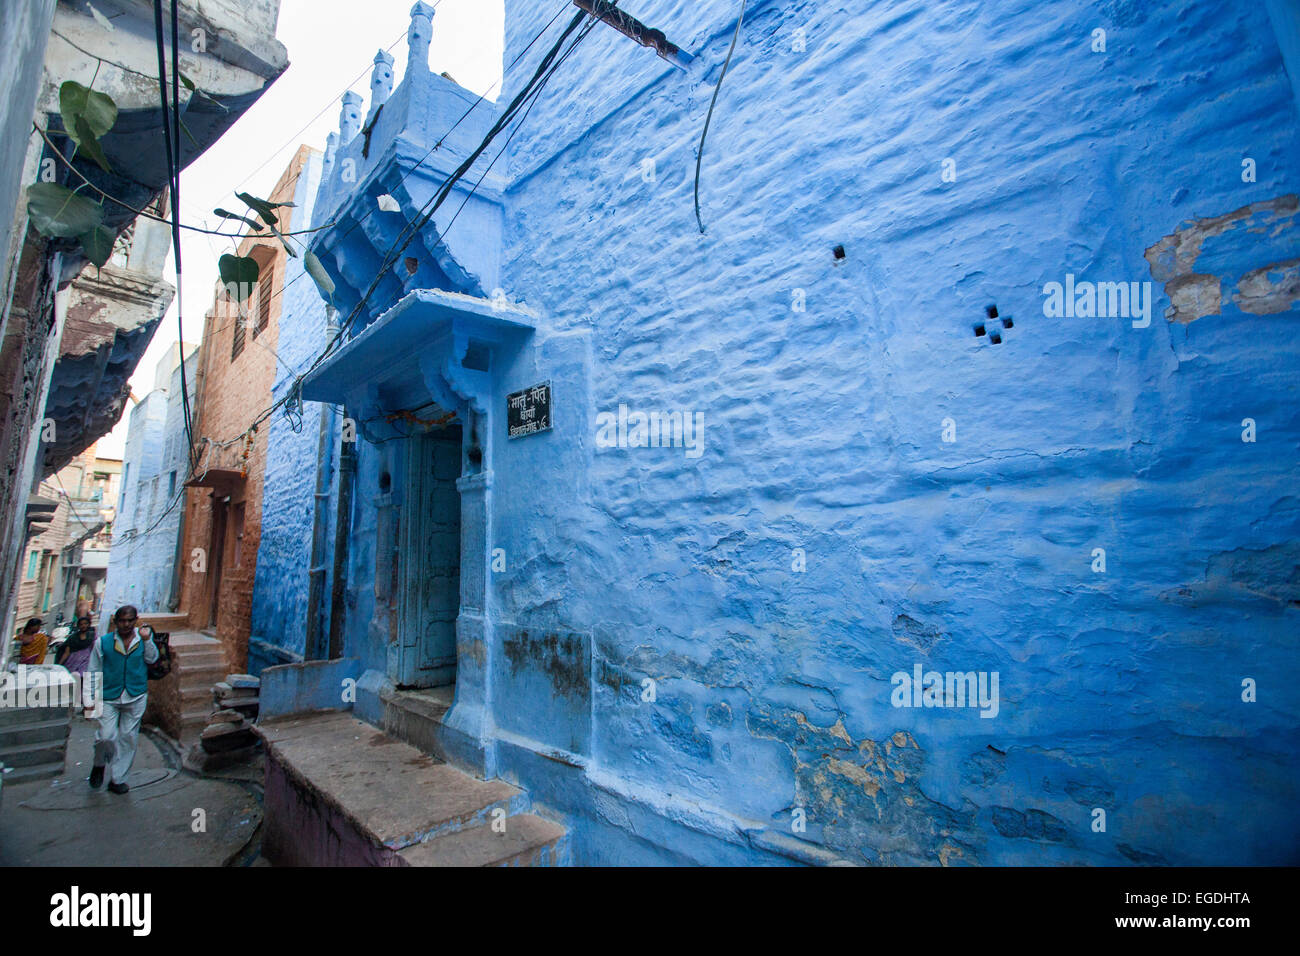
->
[11,442,121,633]
[100,346,197,628]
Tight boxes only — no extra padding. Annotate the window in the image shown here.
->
[168,471,176,499]
[26,551,38,578]
[253,263,274,337]
[231,302,246,360]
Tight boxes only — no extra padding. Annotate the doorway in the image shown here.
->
[396,426,462,688]
[207,497,228,629]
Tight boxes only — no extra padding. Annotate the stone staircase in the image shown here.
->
[256,711,567,866]
[141,630,226,744]
[173,635,228,743]
[0,696,72,783]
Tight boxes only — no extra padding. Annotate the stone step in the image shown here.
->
[0,705,73,727]
[0,716,71,746]
[180,685,221,704]
[257,713,543,865]
[0,739,67,767]
[1,759,66,783]
[175,660,227,678]
[398,815,567,867]
[175,648,225,665]
[380,686,454,763]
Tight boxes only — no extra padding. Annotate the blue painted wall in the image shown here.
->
[248,150,328,673]
[278,0,1300,865]
[481,0,1300,866]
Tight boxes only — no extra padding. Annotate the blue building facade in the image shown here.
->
[254,0,1300,865]
[102,348,197,628]
[246,149,328,673]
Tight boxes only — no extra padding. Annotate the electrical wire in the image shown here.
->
[694,0,747,234]
[153,0,195,473]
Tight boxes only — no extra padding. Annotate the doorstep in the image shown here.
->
[254,711,568,866]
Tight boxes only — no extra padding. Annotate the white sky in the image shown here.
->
[97,0,504,458]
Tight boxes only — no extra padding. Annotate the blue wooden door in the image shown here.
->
[397,429,461,687]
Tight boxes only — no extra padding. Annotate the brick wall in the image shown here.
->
[178,146,319,670]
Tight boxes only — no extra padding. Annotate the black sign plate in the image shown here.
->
[507,381,552,439]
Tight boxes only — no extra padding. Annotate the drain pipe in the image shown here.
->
[306,309,340,661]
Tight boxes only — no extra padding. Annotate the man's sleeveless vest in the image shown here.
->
[99,632,147,700]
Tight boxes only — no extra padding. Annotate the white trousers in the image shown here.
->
[94,695,147,785]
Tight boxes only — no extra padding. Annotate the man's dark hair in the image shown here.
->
[113,606,138,623]
[24,618,42,630]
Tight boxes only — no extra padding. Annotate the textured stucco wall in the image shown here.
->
[476,0,1300,865]
[249,149,328,667]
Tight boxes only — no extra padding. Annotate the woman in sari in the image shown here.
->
[56,615,96,674]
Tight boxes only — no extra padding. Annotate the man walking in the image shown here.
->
[86,606,157,794]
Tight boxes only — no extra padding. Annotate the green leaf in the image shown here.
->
[213,208,264,232]
[178,115,199,149]
[267,222,297,258]
[304,251,335,301]
[26,182,105,238]
[59,81,117,144]
[218,254,260,302]
[236,191,295,227]
[79,225,115,268]
[178,72,229,112]
[73,116,113,173]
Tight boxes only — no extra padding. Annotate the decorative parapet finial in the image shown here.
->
[322,130,339,179]
[338,90,364,146]
[368,49,396,123]
[408,2,435,72]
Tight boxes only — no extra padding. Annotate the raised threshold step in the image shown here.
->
[257,712,560,865]
[399,814,566,867]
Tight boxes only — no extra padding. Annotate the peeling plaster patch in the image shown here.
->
[748,705,978,865]
[1159,541,1300,610]
[1165,273,1222,323]
[939,842,966,866]
[1233,258,1300,314]
[826,758,881,796]
[1145,194,1299,323]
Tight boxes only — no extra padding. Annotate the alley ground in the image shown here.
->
[0,716,266,866]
